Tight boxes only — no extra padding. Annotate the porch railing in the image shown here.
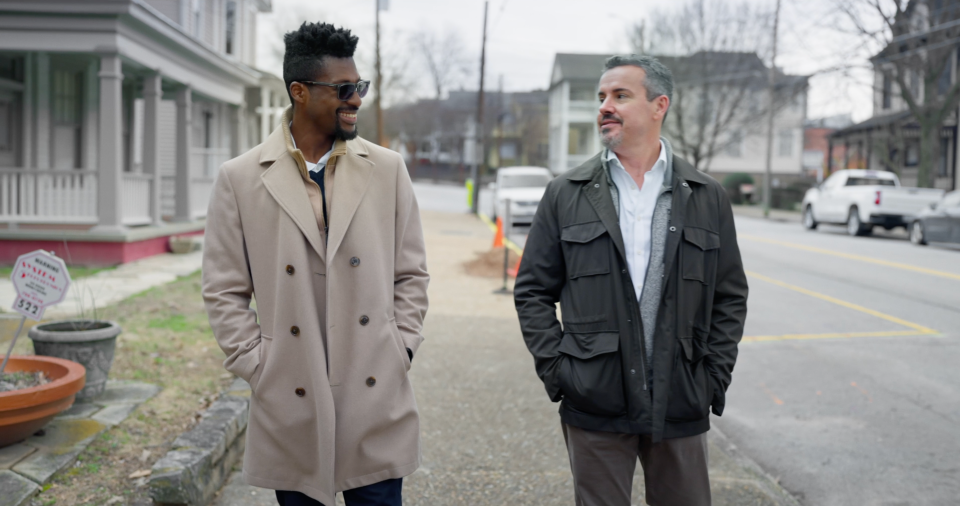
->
[0,169,99,224]
[121,173,155,226]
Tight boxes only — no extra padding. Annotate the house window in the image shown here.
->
[725,132,742,157]
[569,83,596,102]
[192,0,203,38]
[568,123,592,155]
[777,129,793,157]
[938,63,951,96]
[905,140,919,166]
[225,1,237,55]
[52,70,83,169]
[938,137,950,177]
[0,55,24,82]
[500,142,517,160]
[882,73,892,109]
[0,100,11,152]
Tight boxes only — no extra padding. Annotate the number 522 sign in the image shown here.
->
[11,250,72,320]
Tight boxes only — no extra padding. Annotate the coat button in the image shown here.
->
[669,226,677,232]
[359,315,370,326]
[290,326,300,336]
[295,388,305,397]
[594,183,600,188]
[286,265,295,275]
[682,182,689,187]
[366,377,376,387]
[350,257,360,267]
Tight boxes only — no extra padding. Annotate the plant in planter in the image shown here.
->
[0,355,85,447]
[28,320,121,400]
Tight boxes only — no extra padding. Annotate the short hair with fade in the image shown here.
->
[604,54,674,118]
[283,22,359,102]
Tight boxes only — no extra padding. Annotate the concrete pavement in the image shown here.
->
[213,209,798,506]
[0,250,202,320]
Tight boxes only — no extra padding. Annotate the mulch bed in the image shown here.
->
[464,247,520,278]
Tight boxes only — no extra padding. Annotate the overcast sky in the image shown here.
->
[257,0,876,122]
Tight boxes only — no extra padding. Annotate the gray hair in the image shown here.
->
[603,54,673,111]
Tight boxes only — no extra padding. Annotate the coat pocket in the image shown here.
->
[666,326,712,422]
[249,334,273,393]
[556,331,626,417]
[681,227,720,283]
[388,317,411,373]
[561,221,611,279]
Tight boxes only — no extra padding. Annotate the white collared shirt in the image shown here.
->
[607,141,667,301]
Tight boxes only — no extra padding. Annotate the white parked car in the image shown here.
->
[491,166,552,227]
[801,169,945,236]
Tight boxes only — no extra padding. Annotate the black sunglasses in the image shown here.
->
[296,80,371,101]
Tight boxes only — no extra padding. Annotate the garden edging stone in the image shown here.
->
[149,377,250,506]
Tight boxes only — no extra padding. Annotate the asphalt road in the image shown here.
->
[720,216,960,506]
[412,181,960,506]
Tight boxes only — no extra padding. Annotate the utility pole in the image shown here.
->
[763,0,781,219]
[470,0,489,214]
[375,0,386,146]
[496,74,504,168]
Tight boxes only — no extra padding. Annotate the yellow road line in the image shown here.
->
[746,270,939,336]
[740,234,960,282]
[478,213,524,256]
[743,329,937,343]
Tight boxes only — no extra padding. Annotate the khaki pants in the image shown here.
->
[562,423,711,506]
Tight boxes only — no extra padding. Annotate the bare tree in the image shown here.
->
[411,30,473,100]
[634,0,805,171]
[836,0,960,187]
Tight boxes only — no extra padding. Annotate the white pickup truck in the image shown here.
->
[801,169,945,236]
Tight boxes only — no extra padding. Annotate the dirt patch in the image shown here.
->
[464,247,520,278]
[0,370,50,392]
[4,271,236,506]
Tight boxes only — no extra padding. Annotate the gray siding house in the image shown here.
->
[0,0,289,264]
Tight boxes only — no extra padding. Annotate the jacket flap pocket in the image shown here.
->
[561,221,607,244]
[678,337,711,363]
[683,227,720,251]
[558,332,620,359]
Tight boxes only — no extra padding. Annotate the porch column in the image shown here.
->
[826,137,833,179]
[143,72,163,226]
[174,86,193,222]
[93,53,124,233]
[260,87,270,144]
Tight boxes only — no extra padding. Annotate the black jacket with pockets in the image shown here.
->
[514,152,748,441]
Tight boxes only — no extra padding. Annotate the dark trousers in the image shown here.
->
[562,422,711,506]
[275,478,402,506]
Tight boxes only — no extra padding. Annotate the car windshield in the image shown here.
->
[845,177,896,187]
[500,174,550,188]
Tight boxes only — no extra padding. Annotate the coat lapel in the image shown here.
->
[260,143,326,263]
[326,139,374,263]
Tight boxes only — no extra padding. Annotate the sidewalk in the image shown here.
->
[213,210,799,506]
[0,250,203,320]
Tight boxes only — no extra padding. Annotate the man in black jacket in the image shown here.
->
[514,54,748,506]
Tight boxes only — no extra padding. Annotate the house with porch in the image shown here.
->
[0,0,289,265]
[827,0,959,191]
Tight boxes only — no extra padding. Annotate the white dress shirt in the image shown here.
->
[607,141,667,301]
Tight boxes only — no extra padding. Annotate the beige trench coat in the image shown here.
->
[202,117,429,504]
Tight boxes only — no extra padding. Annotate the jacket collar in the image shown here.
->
[258,106,377,263]
[259,106,369,170]
[566,137,709,188]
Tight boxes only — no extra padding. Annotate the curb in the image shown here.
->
[149,378,250,506]
[709,426,802,506]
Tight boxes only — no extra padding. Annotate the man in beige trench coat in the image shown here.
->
[202,22,429,506]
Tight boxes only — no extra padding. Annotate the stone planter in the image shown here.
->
[28,321,121,400]
[0,355,85,448]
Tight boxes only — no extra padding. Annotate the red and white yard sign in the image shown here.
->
[10,250,72,320]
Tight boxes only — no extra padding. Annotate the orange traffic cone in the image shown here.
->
[507,252,523,278]
[493,217,504,248]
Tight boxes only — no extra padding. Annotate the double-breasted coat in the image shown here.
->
[202,115,429,504]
